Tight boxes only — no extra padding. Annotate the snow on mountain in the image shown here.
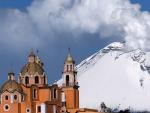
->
[58,42,150,111]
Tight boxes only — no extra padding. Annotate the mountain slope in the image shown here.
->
[58,42,150,111]
[77,42,150,111]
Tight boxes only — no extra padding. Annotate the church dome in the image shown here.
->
[21,62,44,75]
[65,48,75,63]
[65,53,75,64]
[66,54,73,62]
[0,80,22,93]
[20,50,45,76]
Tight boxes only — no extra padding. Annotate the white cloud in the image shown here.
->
[0,9,40,48]
[0,0,150,51]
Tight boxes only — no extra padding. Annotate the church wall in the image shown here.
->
[46,104,54,113]
[0,102,20,113]
[39,88,51,102]
[75,88,79,108]
[12,91,22,103]
[0,91,22,104]
[26,74,45,87]
[19,102,33,113]
[51,86,62,103]
[64,87,78,109]
[21,85,32,102]
[1,91,12,104]
[46,104,61,113]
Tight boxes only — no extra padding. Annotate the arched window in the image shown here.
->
[74,74,76,83]
[25,76,29,85]
[53,88,57,99]
[44,76,46,84]
[14,95,17,100]
[35,76,39,84]
[70,65,72,71]
[66,75,69,86]
[5,95,8,100]
[67,65,69,71]
[33,89,37,99]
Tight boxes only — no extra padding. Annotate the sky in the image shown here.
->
[0,0,150,85]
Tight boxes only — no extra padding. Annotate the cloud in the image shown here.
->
[0,0,150,51]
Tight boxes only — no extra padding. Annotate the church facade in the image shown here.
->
[0,51,80,113]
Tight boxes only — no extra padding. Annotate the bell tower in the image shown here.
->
[62,49,79,113]
[63,52,77,87]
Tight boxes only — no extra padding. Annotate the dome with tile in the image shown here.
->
[0,80,22,93]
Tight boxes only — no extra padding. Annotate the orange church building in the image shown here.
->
[0,50,81,113]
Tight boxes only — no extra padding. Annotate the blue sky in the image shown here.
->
[0,0,150,85]
[131,0,150,11]
[0,0,149,11]
[0,0,32,10]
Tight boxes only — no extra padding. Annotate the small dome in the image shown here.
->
[21,62,44,75]
[66,54,73,62]
[66,53,74,63]
[1,80,22,93]
[65,48,75,63]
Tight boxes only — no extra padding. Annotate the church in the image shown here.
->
[0,51,99,113]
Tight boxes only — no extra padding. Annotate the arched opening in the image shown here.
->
[44,76,46,84]
[33,89,37,99]
[70,65,72,71]
[74,75,76,83]
[14,95,17,100]
[66,75,69,86]
[67,65,69,71]
[53,88,57,99]
[5,95,8,100]
[25,76,29,85]
[35,76,39,84]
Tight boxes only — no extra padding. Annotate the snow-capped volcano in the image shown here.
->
[58,42,150,111]
[77,42,150,111]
